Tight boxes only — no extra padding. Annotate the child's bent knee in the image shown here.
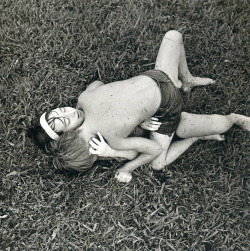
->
[180,111,188,119]
[165,30,182,41]
[210,115,230,134]
[151,160,164,171]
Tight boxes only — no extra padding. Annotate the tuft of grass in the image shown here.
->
[1,0,249,250]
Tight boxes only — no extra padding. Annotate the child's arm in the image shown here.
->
[91,133,162,168]
[85,80,104,91]
[89,132,162,182]
[89,132,138,161]
[107,149,138,161]
[110,137,162,182]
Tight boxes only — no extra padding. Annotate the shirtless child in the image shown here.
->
[28,30,250,182]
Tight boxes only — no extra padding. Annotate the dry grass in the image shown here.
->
[0,0,249,250]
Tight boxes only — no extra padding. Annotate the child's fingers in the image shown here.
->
[149,120,161,125]
[143,123,160,131]
[89,140,98,149]
[91,138,101,145]
[146,128,158,131]
[149,123,161,128]
[149,124,159,128]
[150,127,159,131]
[97,132,104,142]
[150,117,159,121]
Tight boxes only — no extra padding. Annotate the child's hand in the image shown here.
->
[140,117,161,131]
[115,170,132,183]
[89,132,114,157]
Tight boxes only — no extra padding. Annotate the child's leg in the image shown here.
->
[150,112,250,170]
[150,132,224,170]
[150,132,174,170]
[176,112,250,138]
[163,135,225,169]
[155,30,215,91]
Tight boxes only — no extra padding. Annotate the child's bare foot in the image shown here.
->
[198,134,225,141]
[230,113,250,131]
[182,77,215,92]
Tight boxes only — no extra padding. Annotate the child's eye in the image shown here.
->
[65,118,70,126]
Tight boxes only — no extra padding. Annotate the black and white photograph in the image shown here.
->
[1,0,249,250]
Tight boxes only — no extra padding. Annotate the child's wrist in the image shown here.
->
[109,148,116,158]
[119,165,131,173]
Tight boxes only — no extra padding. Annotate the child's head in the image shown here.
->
[27,109,58,152]
[50,130,96,172]
[27,107,85,152]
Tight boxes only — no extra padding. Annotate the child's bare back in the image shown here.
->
[77,75,161,142]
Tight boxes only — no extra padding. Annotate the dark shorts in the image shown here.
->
[140,69,183,136]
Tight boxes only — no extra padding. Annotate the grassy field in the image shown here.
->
[1,0,249,250]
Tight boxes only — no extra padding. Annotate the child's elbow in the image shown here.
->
[129,151,139,160]
[154,145,163,157]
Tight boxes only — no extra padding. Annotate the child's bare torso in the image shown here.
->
[77,75,161,144]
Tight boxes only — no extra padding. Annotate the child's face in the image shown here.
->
[48,107,85,133]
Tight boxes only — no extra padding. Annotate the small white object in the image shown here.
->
[115,171,132,183]
[40,112,59,140]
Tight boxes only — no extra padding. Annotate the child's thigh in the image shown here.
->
[176,112,226,138]
[155,31,182,84]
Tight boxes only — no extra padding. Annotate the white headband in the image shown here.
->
[40,112,60,140]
